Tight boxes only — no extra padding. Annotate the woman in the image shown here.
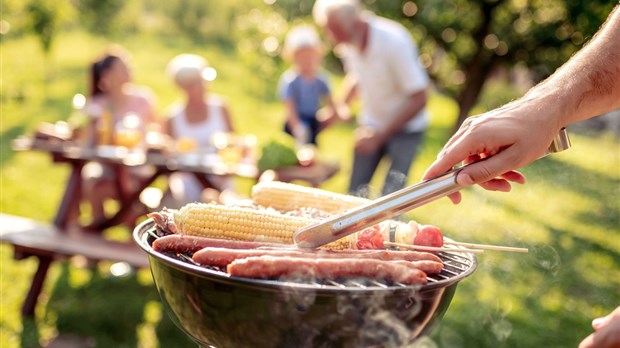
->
[83,48,157,223]
[164,53,235,205]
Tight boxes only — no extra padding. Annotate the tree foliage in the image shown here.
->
[272,0,617,130]
[25,0,57,55]
[372,0,618,129]
[72,0,125,35]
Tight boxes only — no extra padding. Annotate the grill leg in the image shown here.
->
[21,255,53,317]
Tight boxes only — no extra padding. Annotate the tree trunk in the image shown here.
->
[453,61,494,132]
[451,0,504,134]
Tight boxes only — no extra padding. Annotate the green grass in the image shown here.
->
[2,30,619,348]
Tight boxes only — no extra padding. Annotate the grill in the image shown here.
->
[134,219,477,348]
[159,244,473,291]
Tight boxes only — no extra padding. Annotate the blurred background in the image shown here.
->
[1,0,619,347]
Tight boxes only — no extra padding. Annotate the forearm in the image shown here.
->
[528,4,620,127]
[342,74,358,105]
[377,90,427,143]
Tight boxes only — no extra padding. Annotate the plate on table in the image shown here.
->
[97,145,127,159]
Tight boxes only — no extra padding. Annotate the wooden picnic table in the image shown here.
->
[12,135,261,231]
[7,132,340,316]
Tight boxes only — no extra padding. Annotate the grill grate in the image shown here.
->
[150,230,476,291]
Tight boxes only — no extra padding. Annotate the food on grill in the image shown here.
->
[226,256,430,285]
[355,225,386,249]
[146,181,457,284]
[152,234,283,254]
[192,247,443,269]
[149,182,448,251]
[150,203,315,244]
[414,224,444,248]
[253,182,446,250]
[252,181,369,214]
[150,204,363,250]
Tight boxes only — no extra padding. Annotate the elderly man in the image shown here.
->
[313,0,430,196]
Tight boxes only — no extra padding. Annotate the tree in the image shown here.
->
[371,0,619,131]
[72,0,124,36]
[272,0,617,132]
[26,0,57,55]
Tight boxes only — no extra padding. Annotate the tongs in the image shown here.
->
[293,128,571,248]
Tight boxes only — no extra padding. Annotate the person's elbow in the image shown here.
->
[408,89,427,110]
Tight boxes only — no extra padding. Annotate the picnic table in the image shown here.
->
[12,135,261,231]
[5,130,340,316]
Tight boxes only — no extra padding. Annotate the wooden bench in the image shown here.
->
[0,214,149,317]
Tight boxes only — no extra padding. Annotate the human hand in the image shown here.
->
[354,127,382,155]
[423,96,562,204]
[579,306,620,348]
[336,103,353,123]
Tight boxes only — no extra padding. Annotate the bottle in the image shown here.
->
[97,108,113,146]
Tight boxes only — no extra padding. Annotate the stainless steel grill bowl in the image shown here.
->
[134,219,477,348]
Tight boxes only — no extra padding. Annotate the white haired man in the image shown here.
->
[313,0,430,196]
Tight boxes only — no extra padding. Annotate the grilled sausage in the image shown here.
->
[328,249,442,263]
[193,247,443,271]
[152,234,285,254]
[227,256,429,285]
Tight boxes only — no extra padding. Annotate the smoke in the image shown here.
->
[490,317,513,342]
[271,283,430,347]
[531,244,561,275]
[333,286,425,347]
[351,183,374,199]
[481,302,514,343]
[383,170,408,196]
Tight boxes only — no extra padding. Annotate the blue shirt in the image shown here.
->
[278,69,330,118]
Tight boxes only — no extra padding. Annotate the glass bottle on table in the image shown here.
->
[114,112,143,150]
[97,108,114,146]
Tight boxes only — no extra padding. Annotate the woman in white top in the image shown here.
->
[164,54,235,204]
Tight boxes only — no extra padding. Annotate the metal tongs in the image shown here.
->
[293,128,571,248]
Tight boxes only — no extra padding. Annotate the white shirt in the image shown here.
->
[167,96,233,200]
[340,15,430,133]
[169,96,228,151]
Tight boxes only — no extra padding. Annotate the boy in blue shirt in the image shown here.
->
[278,25,341,145]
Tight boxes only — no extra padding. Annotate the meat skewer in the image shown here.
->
[442,240,529,253]
[383,242,484,254]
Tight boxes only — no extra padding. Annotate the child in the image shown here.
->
[278,25,340,145]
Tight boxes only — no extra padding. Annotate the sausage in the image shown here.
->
[193,247,443,271]
[227,256,429,285]
[152,234,286,254]
[329,249,443,263]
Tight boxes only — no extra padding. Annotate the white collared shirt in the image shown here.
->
[340,15,430,133]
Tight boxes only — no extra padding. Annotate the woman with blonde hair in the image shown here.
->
[164,53,235,204]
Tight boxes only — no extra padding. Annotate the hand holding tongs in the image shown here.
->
[293,128,571,249]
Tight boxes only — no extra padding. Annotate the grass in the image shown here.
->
[1,30,619,348]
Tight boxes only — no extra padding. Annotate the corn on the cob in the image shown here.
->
[173,203,316,244]
[252,181,370,214]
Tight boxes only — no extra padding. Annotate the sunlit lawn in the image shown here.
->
[1,31,619,348]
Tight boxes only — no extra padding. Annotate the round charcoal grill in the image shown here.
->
[134,219,477,348]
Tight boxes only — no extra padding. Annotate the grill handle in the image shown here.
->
[294,128,571,249]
